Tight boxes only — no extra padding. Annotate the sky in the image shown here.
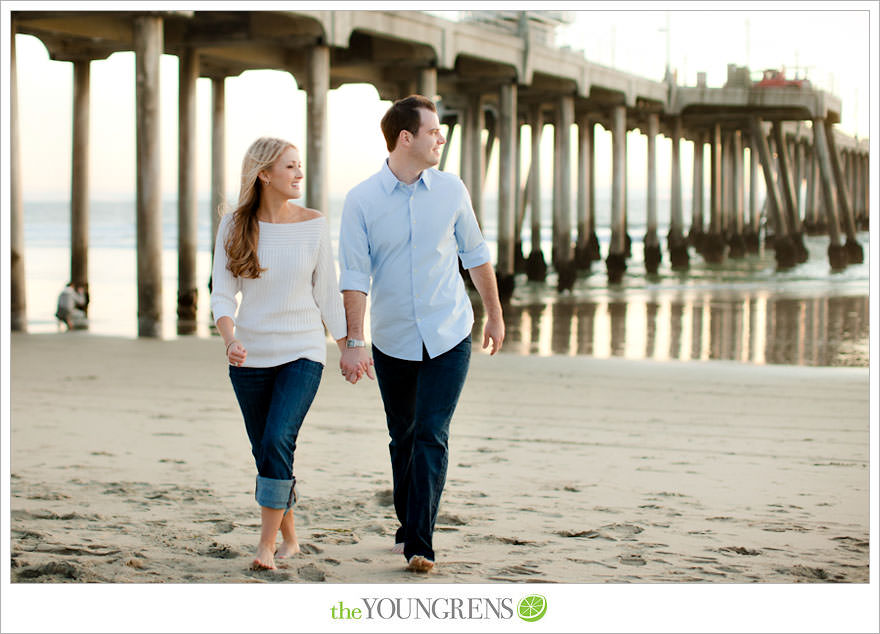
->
[3,2,875,205]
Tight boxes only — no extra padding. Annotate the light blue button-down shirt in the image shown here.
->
[339,160,491,361]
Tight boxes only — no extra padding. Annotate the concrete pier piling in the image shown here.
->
[306,45,330,217]
[643,113,661,274]
[745,140,760,253]
[667,117,688,269]
[824,120,863,264]
[177,47,199,332]
[526,104,546,281]
[771,123,808,263]
[10,26,26,332]
[575,113,597,270]
[134,15,164,338]
[606,105,628,283]
[689,134,705,252]
[811,117,847,270]
[496,81,517,300]
[554,95,576,292]
[210,77,226,258]
[750,117,795,270]
[71,59,91,306]
[728,130,746,258]
[703,123,727,263]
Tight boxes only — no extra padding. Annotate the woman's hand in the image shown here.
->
[226,339,247,366]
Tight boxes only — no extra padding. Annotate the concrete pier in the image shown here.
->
[606,105,627,283]
[703,123,727,263]
[643,113,661,274]
[667,116,688,269]
[526,104,546,281]
[745,141,760,252]
[10,27,26,332]
[306,45,330,216]
[811,117,846,270]
[134,15,164,338]
[464,94,484,227]
[210,77,226,253]
[824,120,863,264]
[728,130,746,258]
[177,48,199,332]
[689,134,705,251]
[496,81,517,298]
[70,59,90,299]
[554,95,576,291]
[771,122,808,262]
[751,117,795,269]
[575,114,597,270]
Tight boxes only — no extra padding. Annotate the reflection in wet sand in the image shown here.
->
[473,292,869,367]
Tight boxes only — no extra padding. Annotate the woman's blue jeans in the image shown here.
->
[372,336,471,562]
[228,358,323,510]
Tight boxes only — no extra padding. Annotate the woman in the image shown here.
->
[211,137,350,571]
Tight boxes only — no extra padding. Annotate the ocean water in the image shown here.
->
[20,198,870,367]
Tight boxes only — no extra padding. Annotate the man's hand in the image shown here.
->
[340,346,375,384]
[482,315,505,355]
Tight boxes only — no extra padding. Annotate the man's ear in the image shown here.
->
[398,130,411,147]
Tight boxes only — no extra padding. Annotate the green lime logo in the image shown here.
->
[517,594,547,622]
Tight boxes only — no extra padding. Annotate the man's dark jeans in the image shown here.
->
[372,335,471,561]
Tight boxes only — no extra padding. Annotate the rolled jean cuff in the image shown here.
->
[255,475,296,510]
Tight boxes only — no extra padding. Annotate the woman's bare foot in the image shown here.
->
[251,542,276,570]
[275,540,300,558]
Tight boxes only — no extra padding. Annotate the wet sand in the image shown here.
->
[8,332,870,586]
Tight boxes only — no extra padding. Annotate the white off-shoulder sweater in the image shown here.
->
[210,213,347,368]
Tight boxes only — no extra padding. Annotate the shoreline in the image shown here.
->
[8,333,870,585]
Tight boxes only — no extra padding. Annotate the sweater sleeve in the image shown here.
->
[210,214,241,324]
[312,217,347,341]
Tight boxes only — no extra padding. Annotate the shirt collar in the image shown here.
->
[380,159,433,194]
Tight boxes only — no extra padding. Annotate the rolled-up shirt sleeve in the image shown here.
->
[454,182,491,269]
[210,214,241,323]
[338,193,372,294]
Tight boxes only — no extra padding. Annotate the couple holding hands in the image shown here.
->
[210,95,505,573]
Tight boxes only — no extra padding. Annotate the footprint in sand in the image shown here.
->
[204,542,242,559]
[299,543,323,554]
[16,561,83,581]
[618,554,646,566]
[297,563,326,582]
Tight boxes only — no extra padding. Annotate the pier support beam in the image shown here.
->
[643,113,661,274]
[804,144,823,235]
[177,48,199,332]
[824,120,863,263]
[771,123,808,262]
[668,117,688,269]
[606,105,627,283]
[553,95,575,291]
[210,77,226,258]
[689,133,705,252]
[496,81,517,300]
[750,117,795,269]
[728,130,746,258]
[306,45,329,217]
[418,67,437,100]
[811,117,846,269]
[10,27,26,331]
[745,141,760,252]
[575,114,598,270]
[526,104,546,281]
[462,94,484,227]
[514,122,526,274]
[71,59,91,309]
[703,123,727,263]
[135,15,164,337]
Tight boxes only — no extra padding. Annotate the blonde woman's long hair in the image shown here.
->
[223,137,295,278]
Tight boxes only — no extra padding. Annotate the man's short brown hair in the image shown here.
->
[380,94,437,152]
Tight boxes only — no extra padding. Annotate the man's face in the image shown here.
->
[409,108,445,168]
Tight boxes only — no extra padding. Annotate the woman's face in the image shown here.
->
[260,146,303,200]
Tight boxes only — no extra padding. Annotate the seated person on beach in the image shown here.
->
[55,282,88,330]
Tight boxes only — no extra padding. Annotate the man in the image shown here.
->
[338,95,504,573]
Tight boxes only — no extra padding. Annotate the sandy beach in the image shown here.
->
[7,331,871,587]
